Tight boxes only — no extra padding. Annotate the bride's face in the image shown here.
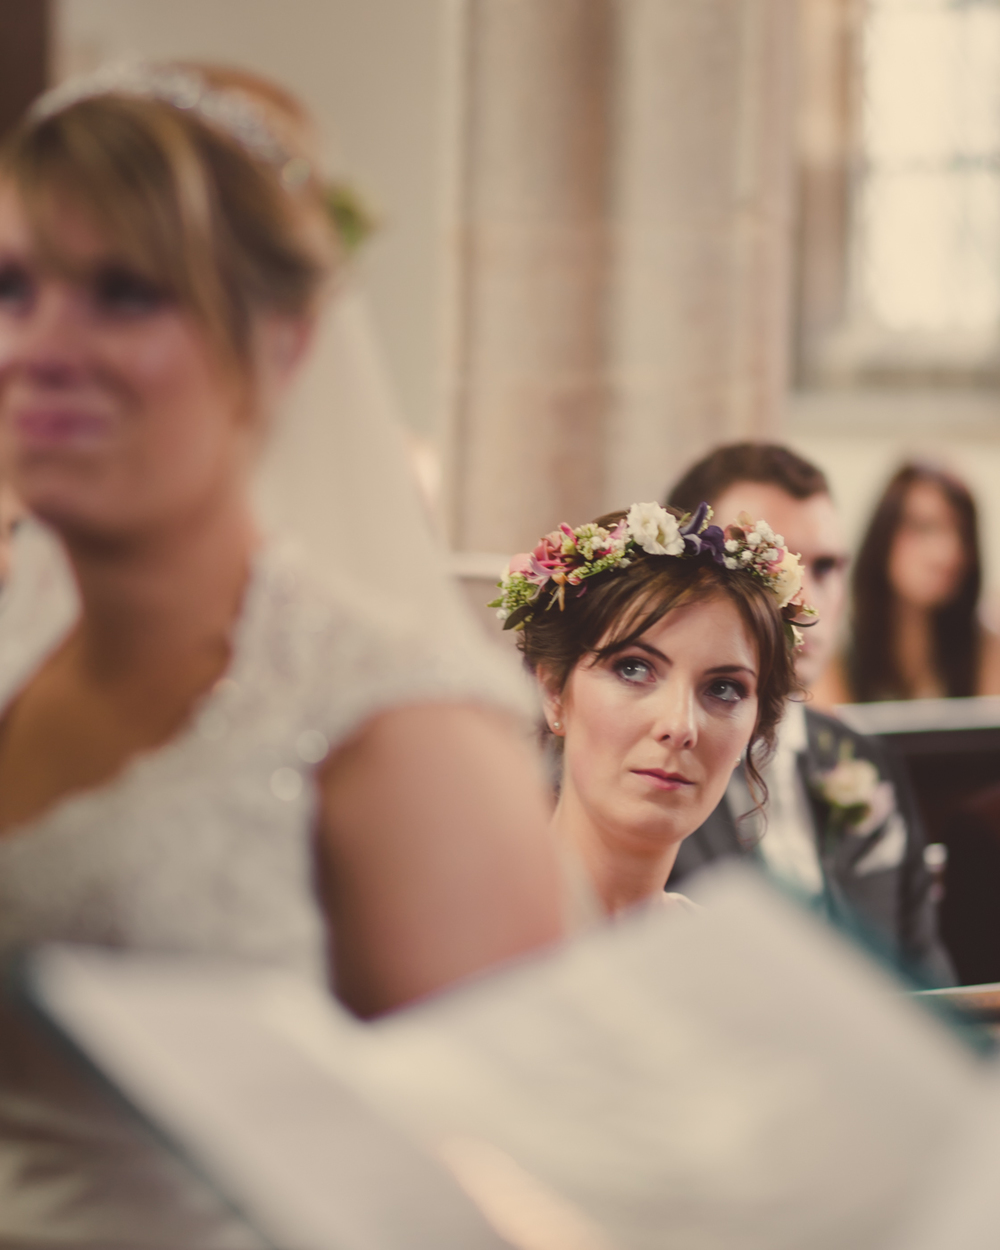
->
[551,594,759,855]
[0,186,296,540]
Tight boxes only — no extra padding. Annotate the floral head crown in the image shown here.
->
[489,501,817,648]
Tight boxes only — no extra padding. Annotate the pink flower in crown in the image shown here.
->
[514,529,571,587]
[605,519,628,551]
[784,585,818,626]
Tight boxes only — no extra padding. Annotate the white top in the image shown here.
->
[0,523,532,976]
[740,702,825,898]
[0,521,533,1246]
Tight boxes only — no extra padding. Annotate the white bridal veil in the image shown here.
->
[253,283,475,634]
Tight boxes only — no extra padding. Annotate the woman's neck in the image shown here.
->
[551,790,680,916]
[893,599,943,699]
[59,487,257,686]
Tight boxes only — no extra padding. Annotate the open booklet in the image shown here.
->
[21,866,1000,1250]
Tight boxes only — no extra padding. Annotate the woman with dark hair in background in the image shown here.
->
[492,501,811,915]
[848,462,1000,702]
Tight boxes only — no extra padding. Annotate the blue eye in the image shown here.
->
[614,656,652,684]
[708,678,746,704]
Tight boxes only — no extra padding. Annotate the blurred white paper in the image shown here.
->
[28,866,988,1250]
[25,956,512,1250]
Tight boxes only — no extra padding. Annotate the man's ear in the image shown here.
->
[536,667,565,736]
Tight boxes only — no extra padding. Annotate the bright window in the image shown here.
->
[856,0,1000,336]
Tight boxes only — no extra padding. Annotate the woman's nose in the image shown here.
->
[2,286,89,384]
[650,682,697,749]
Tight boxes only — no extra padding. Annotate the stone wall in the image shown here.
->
[449,0,798,554]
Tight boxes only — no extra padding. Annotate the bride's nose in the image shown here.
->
[649,680,697,749]
[5,285,90,386]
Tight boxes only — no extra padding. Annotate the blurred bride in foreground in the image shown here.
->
[0,61,561,1244]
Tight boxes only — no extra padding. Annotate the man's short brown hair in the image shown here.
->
[666,443,829,512]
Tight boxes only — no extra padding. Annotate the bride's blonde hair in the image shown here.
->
[0,63,340,365]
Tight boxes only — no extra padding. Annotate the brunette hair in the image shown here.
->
[849,463,981,701]
[0,64,339,365]
[517,510,799,806]
[667,442,829,511]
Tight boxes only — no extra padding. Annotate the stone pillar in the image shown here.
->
[446,0,798,553]
[447,0,613,554]
[605,0,798,507]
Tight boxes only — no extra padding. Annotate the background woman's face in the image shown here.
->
[0,186,253,541]
[555,594,759,855]
[888,480,967,610]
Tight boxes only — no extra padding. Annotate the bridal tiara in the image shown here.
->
[30,62,310,186]
[489,501,818,647]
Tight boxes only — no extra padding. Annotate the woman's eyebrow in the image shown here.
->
[628,641,668,662]
[705,663,758,678]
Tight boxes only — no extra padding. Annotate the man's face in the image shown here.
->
[710,482,849,691]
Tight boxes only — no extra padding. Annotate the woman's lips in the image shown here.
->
[13,409,110,447]
[632,769,695,792]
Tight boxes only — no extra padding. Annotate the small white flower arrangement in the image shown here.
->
[815,755,896,836]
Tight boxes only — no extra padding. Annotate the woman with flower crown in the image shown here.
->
[492,500,815,916]
[0,62,562,1243]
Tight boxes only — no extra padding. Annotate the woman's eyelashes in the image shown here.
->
[706,677,749,705]
[610,655,752,705]
[0,262,31,310]
[612,654,655,685]
[91,266,168,316]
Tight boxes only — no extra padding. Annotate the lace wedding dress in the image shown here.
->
[0,522,531,1247]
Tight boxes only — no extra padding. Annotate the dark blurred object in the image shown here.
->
[943,783,1000,988]
[840,698,1000,984]
[0,1,49,141]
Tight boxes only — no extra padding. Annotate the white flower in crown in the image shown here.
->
[626,502,684,557]
[769,549,805,609]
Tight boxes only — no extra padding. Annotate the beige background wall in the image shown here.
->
[50,1,1000,611]
[54,0,458,441]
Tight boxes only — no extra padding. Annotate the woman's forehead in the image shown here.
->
[603,591,759,667]
[903,479,959,522]
[0,178,156,280]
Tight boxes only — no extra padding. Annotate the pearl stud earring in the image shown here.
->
[553,720,561,731]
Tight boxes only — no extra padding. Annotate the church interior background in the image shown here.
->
[4,0,1000,634]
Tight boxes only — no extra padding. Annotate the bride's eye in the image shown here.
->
[92,266,168,316]
[707,677,747,704]
[613,656,653,684]
[0,262,31,309]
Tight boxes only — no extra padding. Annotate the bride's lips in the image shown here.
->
[12,408,111,447]
[632,769,694,792]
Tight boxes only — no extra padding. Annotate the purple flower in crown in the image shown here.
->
[680,502,726,564]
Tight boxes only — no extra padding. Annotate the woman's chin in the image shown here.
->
[609,800,699,853]
[19,485,124,544]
